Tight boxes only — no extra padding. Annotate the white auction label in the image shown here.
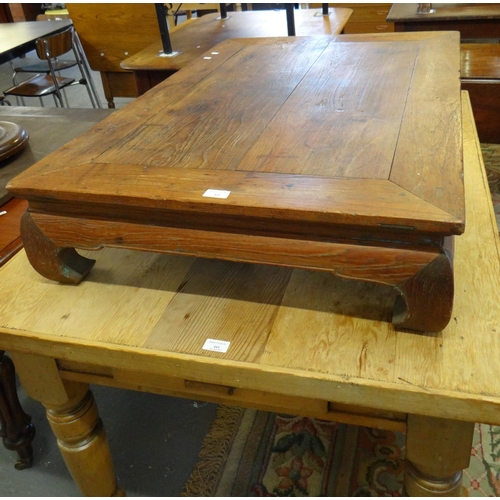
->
[202,339,230,353]
[203,189,231,199]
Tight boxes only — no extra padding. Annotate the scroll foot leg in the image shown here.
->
[393,239,454,332]
[21,211,95,284]
[0,351,35,469]
[405,414,474,496]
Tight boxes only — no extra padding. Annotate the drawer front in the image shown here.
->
[308,3,393,32]
[346,5,392,23]
[343,22,395,34]
[312,3,392,22]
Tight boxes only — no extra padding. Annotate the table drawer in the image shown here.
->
[308,3,394,33]
[344,4,392,23]
[343,22,395,34]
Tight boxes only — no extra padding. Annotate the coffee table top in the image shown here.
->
[8,32,463,240]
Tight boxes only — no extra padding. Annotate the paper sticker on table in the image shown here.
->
[203,189,231,199]
[202,339,230,353]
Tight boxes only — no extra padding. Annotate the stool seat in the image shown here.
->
[4,74,75,98]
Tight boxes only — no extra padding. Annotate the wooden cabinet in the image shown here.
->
[308,3,394,33]
[1,3,43,22]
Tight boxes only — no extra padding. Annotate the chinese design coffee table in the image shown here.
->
[7,32,464,332]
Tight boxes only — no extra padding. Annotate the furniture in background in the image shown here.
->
[66,3,163,109]
[0,19,72,65]
[308,3,394,33]
[387,3,500,143]
[0,3,43,23]
[121,8,353,95]
[0,91,496,496]
[461,43,500,144]
[4,26,100,108]
[0,351,34,470]
[0,106,113,469]
[387,3,500,39]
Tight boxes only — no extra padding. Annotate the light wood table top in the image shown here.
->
[0,92,497,496]
[121,8,353,73]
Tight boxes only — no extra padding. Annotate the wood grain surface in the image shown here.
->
[121,9,353,72]
[6,33,464,331]
[8,33,464,236]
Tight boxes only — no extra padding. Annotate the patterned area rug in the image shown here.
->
[182,406,500,497]
[482,143,500,232]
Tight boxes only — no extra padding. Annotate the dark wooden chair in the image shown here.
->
[0,351,35,470]
[3,26,99,108]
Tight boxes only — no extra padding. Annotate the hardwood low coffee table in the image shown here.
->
[7,32,464,332]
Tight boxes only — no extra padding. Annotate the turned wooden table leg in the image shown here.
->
[21,211,95,284]
[10,353,123,496]
[405,414,474,496]
[0,351,35,469]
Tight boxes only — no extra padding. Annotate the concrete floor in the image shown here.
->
[0,42,218,496]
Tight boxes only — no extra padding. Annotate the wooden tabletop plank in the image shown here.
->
[100,40,333,172]
[262,269,398,380]
[0,248,196,347]
[236,41,419,178]
[390,32,463,219]
[142,259,292,362]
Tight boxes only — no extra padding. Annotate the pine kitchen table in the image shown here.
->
[0,92,497,496]
[7,32,464,333]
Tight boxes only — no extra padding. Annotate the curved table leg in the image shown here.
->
[393,238,454,332]
[0,351,35,469]
[405,414,474,496]
[21,211,95,284]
